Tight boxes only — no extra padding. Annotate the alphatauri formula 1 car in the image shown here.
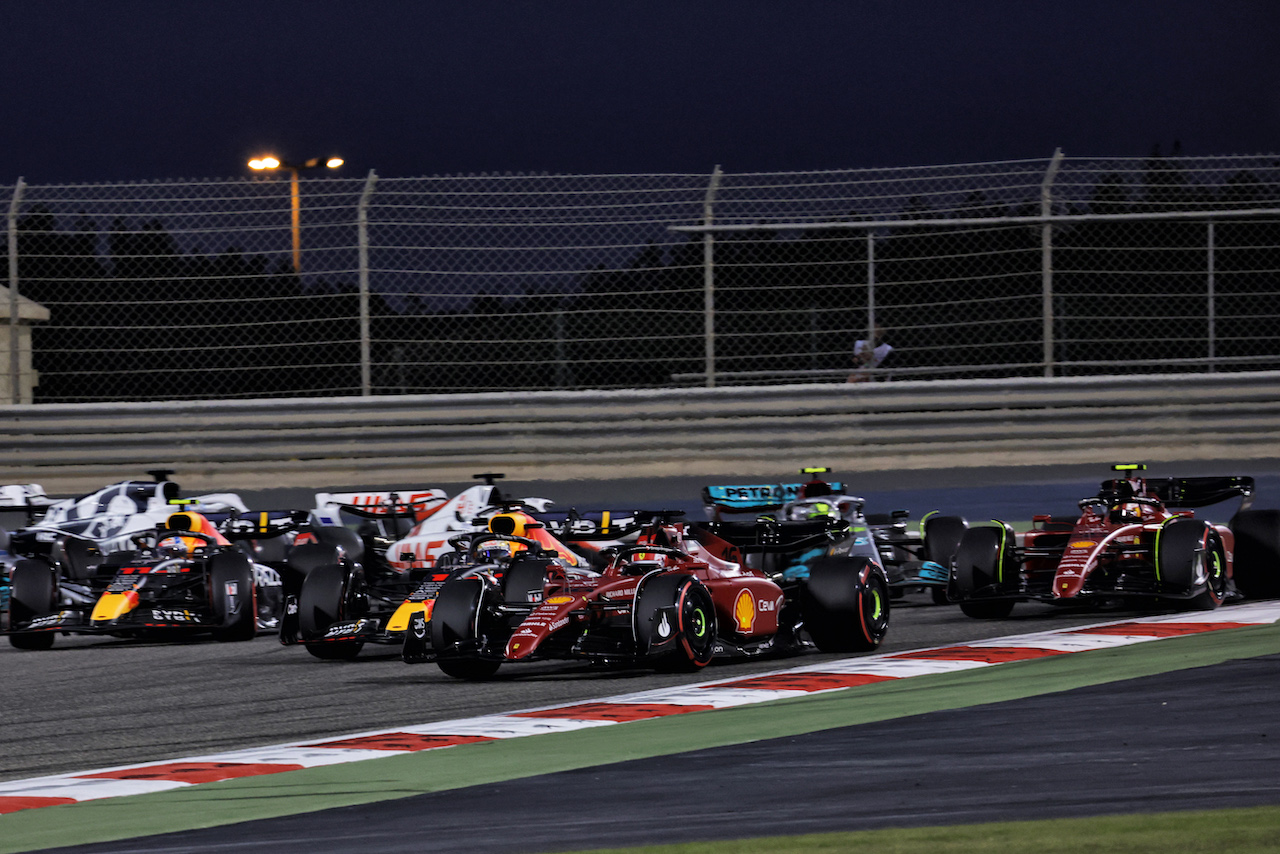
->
[950,464,1280,618]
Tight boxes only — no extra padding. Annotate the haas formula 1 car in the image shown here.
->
[5,508,300,648]
[409,508,889,679]
[950,464,1280,618]
[703,468,967,603]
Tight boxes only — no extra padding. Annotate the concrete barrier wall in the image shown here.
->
[3,373,1279,495]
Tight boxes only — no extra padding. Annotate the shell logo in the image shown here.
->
[545,595,574,605]
[1070,540,1096,549]
[733,589,756,632]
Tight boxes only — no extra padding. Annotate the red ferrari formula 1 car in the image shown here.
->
[410,509,888,679]
[950,464,1280,618]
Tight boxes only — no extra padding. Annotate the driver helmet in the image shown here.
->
[806,500,838,521]
[159,510,225,554]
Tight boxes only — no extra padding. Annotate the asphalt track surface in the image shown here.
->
[39,653,1280,854]
[6,462,1280,852]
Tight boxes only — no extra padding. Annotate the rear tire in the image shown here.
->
[924,514,967,606]
[297,563,367,659]
[8,561,57,650]
[953,527,1016,619]
[1230,509,1280,600]
[210,551,259,642]
[432,577,501,679]
[801,556,889,652]
[502,557,550,605]
[923,515,968,564]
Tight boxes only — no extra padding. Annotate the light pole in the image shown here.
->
[248,155,343,272]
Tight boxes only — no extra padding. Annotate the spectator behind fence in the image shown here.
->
[848,326,892,382]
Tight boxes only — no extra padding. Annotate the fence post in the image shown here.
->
[866,231,876,346]
[8,178,25,405]
[703,165,723,388]
[357,169,378,396]
[1041,148,1063,378]
[1207,220,1216,372]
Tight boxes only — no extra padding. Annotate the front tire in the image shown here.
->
[634,573,717,671]
[297,563,367,659]
[801,556,889,652]
[210,551,259,642]
[432,577,501,679]
[9,561,57,650]
[1157,519,1226,611]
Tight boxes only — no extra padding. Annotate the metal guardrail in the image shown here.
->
[2,373,1279,495]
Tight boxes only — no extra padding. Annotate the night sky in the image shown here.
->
[2,0,1276,183]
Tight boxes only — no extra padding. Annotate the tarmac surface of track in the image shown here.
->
[38,653,1280,854]
[0,595,1153,782]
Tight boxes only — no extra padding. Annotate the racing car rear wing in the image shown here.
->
[1130,476,1255,511]
[219,509,313,541]
[534,508,644,540]
[702,482,848,516]
[314,490,448,522]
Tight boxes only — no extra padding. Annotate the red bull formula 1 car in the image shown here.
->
[407,508,889,679]
[950,464,1280,618]
[5,508,301,648]
[279,476,560,660]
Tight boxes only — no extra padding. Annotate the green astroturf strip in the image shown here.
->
[4,622,1279,853]
[567,805,1280,854]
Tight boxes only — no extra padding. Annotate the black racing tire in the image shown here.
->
[210,551,259,642]
[501,556,550,606]
[634,573,717,671]
[923,515,968,565]
[923,514,967,606]
[297,563,367,659]
[1157,519,1226,611]
[1230,509,1280,600]
[9,560,57,650]
[800,555,889,653]
[432,577,501,679]
[952,527,1016,619]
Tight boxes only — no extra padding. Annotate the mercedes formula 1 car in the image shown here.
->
[5,508,301,648]
[702,468,967,603]
[949,464,1280,618]
[408,508,889,679]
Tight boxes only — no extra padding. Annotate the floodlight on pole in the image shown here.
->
[247,154,343,272]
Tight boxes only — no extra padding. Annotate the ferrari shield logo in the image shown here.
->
[734,589,756,632]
